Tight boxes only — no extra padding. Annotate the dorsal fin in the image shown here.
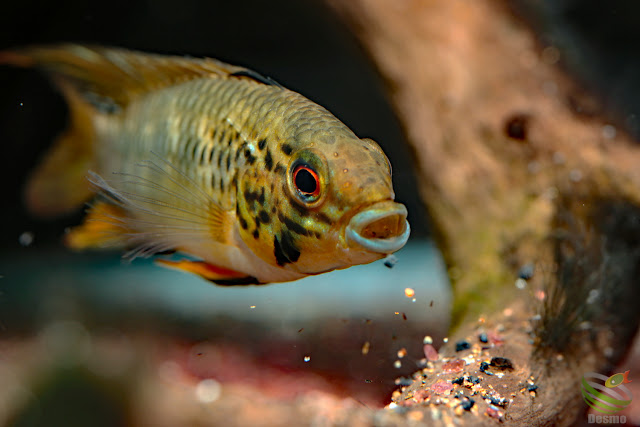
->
[0,44,277,111]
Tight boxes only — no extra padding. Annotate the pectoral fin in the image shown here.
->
[156,259,259,286]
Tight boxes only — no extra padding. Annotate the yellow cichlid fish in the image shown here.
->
[1,45,410,285]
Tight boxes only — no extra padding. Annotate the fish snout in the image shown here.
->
[346,200,410,253]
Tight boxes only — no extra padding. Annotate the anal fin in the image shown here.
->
[65,201,129,250]
[156,259,259,286]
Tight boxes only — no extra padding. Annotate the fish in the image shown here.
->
[1,44,410,285]
[605,371,632,388]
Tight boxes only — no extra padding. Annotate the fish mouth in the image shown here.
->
[345,200,410,253]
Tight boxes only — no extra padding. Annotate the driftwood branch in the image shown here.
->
[325,0,640,425]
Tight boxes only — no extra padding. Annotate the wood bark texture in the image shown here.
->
[325,0,640,425]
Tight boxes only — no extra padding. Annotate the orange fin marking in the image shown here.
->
[156,259,248,282]
[65,202,128,250]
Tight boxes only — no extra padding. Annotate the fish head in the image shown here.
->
[238,133,409,278]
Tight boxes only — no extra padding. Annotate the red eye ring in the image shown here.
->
[293,164,320,199]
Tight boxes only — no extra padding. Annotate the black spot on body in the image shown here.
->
[274,163,285,175]
[281,143,293,155]
[316,212,333,225]
[264,149,273,170]
[252,229,260,239]
[191,141,199,160]
[259,210,270,224]
[258,188,265,205]
[244,148,257,165]
[209,146,216,163]
[258,138,267,150]
[244,189,260,204]
[218,150,225,169]
[279,212,309,236]
[273,232,300,266]
[226,151,231,170]
[239,216,248,229]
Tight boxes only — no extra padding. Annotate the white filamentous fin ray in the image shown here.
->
[114,174,211,215]
[145,152,214,203]
[86,151,229,260]
[137,153,227,226]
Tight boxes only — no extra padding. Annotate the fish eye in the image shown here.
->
[293,164,320,201]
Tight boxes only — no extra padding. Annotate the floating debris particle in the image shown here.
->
[249,305,256,309]
[384,254,398,268]
[402,312,407,321]
[195,378,222,404]
[297,328,304,333]
[393,360,402,369]
[518,263,534,280]
[362,341,370,355]
[503,308,513,317]
[490,357,514,370]
[478,333,488,343]
[443,337,449,343]
[423,335,433,345]
[455,340,471,352]
[365,379,372,383]
[303,355,311,362]
[430,300,434,307]
[442,359,465,374]
[431,380,454,395]
[423,344,439,362]
[397,348,407,358]
[18,231,34,247]
[515,278,527,290]
[404,287,415,298]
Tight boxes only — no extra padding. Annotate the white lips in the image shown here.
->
[345,201,410,253]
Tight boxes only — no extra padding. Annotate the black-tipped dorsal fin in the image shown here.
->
[0,44,277,110]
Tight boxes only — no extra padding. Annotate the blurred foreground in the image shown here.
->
[0,240,450,426]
